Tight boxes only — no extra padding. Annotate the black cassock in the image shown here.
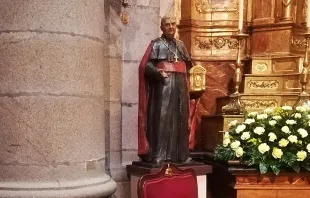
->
[141,36,192,163]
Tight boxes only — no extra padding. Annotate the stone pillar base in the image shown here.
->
[0,175,116,198]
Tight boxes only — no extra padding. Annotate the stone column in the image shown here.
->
[0,0,116,197]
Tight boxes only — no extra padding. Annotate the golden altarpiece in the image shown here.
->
[180,0,310,150]
[179,1,310,197]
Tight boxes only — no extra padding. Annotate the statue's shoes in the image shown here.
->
[152,158,164,167]
[183,157,193,164]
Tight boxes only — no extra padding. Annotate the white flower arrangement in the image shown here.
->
[215,106,310,175]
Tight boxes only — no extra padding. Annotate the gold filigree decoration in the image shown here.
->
[194,0,237,14]
[248,80,279,89]
[241,100,278,109]
[291,36,306,49]
[195,36,240,50]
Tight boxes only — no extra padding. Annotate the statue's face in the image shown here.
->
[161,18,176,39]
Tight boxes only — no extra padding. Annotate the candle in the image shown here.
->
[307,0,310,27]
[238,0,244,31]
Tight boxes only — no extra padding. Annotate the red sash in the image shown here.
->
[156,62,186,73]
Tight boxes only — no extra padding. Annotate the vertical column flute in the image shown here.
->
[222,30,249,114]
[295,30,310,107]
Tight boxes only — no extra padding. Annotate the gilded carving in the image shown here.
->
[195,36,239,50]
[194,0,237,14]
[291,36,306,49]
[195,37,212,50]
[248,80,279,89]
[241,100,278,109]
[213,37,226,49]
[255,62,268,72]
[227,39,239,49]
[194,0,210,14]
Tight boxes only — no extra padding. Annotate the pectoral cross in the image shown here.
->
[174,48,178,62]
[174,54,178,62]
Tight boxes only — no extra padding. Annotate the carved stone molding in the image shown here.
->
[241,100,278,109]
[247,80,279,89]
[195,36,239,50]
[194,0,237,14]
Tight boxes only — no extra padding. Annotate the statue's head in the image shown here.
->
[160,16,176,39]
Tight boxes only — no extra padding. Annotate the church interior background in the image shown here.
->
[0,0,309,197]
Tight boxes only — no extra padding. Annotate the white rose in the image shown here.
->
[294,113,302,119]
[264,108,275,114]
[272,147,283,159]
[282,106,293,111]
[308,120,310,127]
[235,124,246,133]
[268,132,277,142]
[228,120,238,127]
[307,115,310,120]
[281,126,291,134]
[273,115,282,120]
[253,127,265,135]
[286,120,297,125]
[223,138,230,147]
[235,147,244,157]
[241,132,251,140]
[307,144,310,153]
[224,132,230,139]
[258,143,270,154]
[230,141,241,150]
[269,120,277,126]
[257,114,268,120]
[279,138,289,147]
[244,119,255,125]
[288,135,298,143]
[248,112,258,117]
[298,128,308,138]
[297,151,307,161]
[296,106,306,112]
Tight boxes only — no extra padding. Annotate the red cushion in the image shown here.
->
[142,174,198,198]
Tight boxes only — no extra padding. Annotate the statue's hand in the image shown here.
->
[158,69,170,78]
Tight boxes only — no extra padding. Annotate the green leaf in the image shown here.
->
[270,165,280,175]
[214,146,235,161]
[259,162,268,174]
[281,152,297,166]
[291,164,300,173]
[247,157,255,166]
[301,164,310,171]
